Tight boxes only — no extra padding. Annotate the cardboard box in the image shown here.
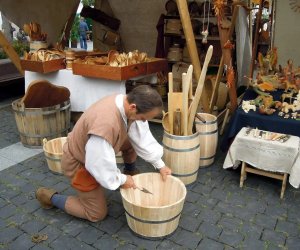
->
[20,58,65,73]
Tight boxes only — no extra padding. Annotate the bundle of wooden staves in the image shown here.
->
[162,45,213,136]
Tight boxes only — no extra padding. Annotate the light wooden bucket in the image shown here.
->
[116,152,124,164]
[12,99,71,148]
[29,41,48,52]
[120,173,186,238]
[195,113,218,167]
[43,137,67,174]
[162,132,200,185]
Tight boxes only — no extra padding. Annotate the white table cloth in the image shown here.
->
[223,127,300,188]
[25,69,126,112]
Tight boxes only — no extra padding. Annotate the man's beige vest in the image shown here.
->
[62,95,128,177]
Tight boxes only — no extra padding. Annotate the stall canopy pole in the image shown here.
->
[0,31,24,76]
[176,0,210,113]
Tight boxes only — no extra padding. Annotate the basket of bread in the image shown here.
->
[21,49,65,73]
[21,21,66,73]
[72,50,167,80]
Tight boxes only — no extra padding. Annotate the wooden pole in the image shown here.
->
[176,0,210,113]
[0,31,24,76]
[60,2,80,48]
[249,0,263,79]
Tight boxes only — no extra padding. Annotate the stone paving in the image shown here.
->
[1,98,300,250]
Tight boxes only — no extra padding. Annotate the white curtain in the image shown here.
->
[235,7,252,87]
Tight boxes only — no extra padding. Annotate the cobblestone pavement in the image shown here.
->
[1,99,300,250]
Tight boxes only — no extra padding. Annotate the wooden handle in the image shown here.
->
[187,45,213,134]
[43,138,48,146]
[168,72,173,93]
[168,72,174,134]
[182,65,193,135]
[173,109,181,136]
[195,113,206,123]
[182,73,189,136]
[187,65,193,102]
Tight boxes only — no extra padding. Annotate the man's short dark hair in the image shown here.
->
[127,85,163,114]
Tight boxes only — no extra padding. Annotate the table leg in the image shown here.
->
[240,161,246,187]
[280,173,288,199]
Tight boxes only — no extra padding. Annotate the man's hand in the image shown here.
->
[159,166,172,181]
[121,175,136,189]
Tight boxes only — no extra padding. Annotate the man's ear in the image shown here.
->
[128,103,137,111]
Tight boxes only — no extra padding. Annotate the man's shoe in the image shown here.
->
[123,168,140,176]
[35,187,57,209]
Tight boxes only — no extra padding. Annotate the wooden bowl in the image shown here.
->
[120,172,186,238]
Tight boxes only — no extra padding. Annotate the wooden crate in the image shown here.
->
[20,58,65,73]
[72,62,147,80]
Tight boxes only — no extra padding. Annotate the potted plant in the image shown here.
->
[70,15,80,48]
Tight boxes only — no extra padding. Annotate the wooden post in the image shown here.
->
[0,31,24,76]
[60,2,80,48]
[176,0,210,113]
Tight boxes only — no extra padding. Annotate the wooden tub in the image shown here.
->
[120,173,186,238]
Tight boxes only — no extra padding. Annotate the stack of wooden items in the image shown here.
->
[163,45,213,136]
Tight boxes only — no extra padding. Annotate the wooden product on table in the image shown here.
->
[120,173,186,238]
[65,50,76,70]
[29,41,48,52]
[167,44,183,62]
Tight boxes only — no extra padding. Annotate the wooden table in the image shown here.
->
[25,69,156,112]
[223,127,300,199]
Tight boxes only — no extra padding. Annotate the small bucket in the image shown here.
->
[65,50,75,70]
[30,41,48,52]
[43,137,67,174]
[12,99,71,148]
[167,45,183,62]
[120,173,186,238]
[165,19,182,34]
[163,131,200,185]
[195,113,218,167]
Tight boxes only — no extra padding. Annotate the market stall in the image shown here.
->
[221,87,300,151]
